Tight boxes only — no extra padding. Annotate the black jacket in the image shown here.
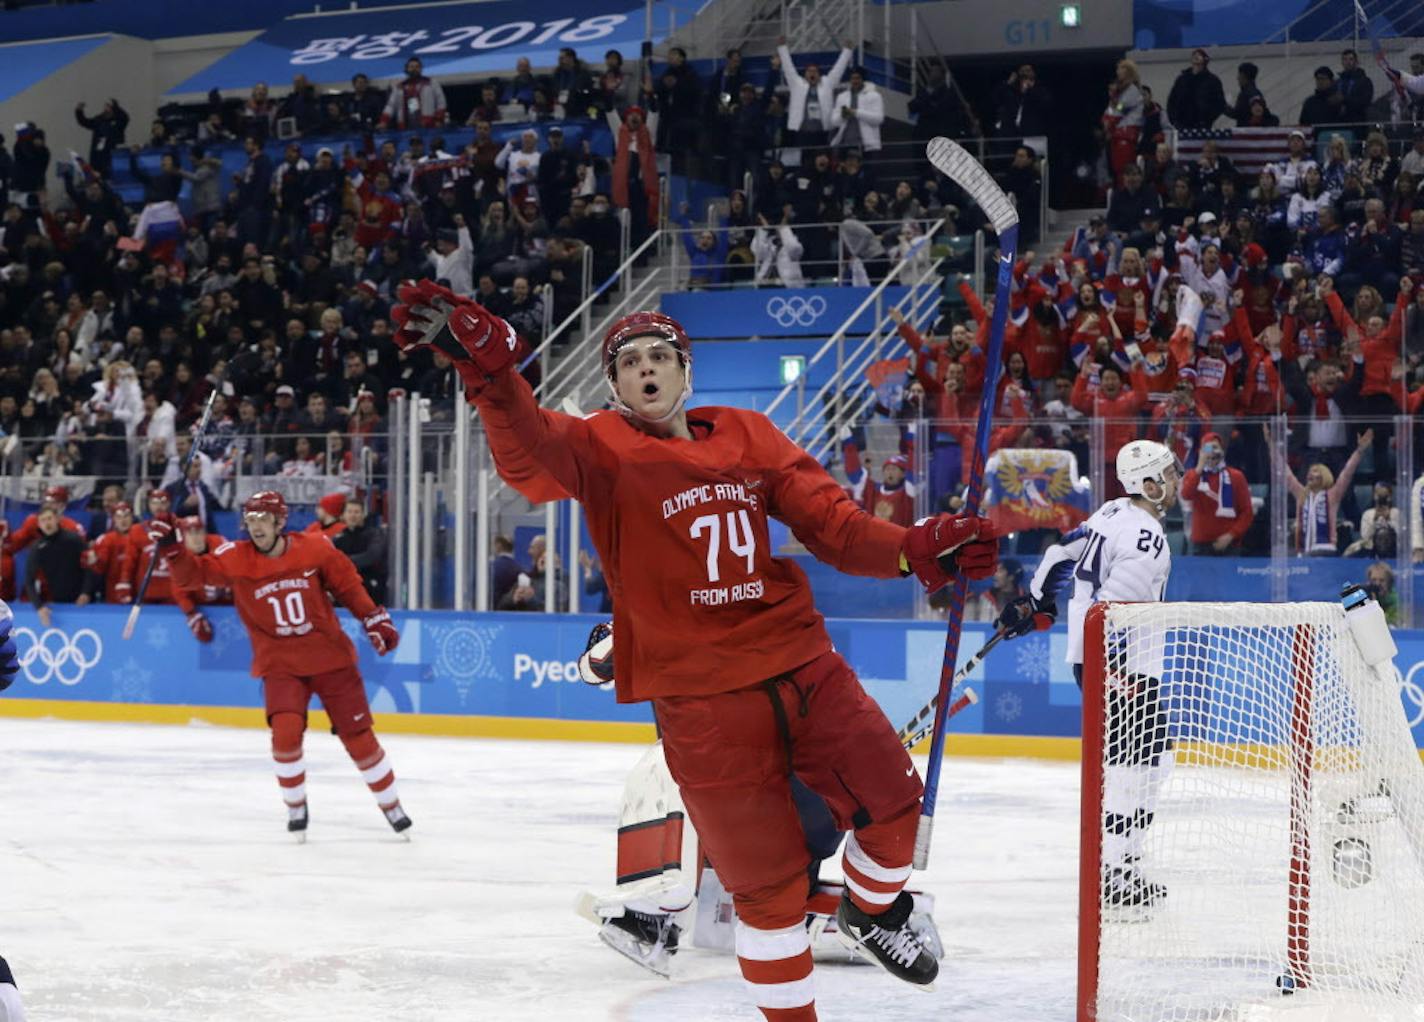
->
[333,522,387,603]
[75,103,129,176]
[1166,68,1227,130]
[25,528,88,607]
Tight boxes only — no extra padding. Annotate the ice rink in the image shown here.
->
[0,717,1081,1021]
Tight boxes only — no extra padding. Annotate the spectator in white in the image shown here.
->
[840,215,890,286]
[1177,241,1233,334]
[1401,128,1424,180]
[88,359,142,434]
[378,57,447,131]
[134,390,177,462]
[1271,130,1318,196]
[774,36,853,159]
[75,290,115,360]
[496,129,541,208]
[428,213,473,296]
[889,222,932,280]
[1345,481,1400,557]
[751,212,805,288]
[1272,427,1371,556]
[1287,165,1334,233]
[830,67,885,156]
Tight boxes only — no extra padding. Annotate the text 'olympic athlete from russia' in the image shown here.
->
[389,279,1000,1021]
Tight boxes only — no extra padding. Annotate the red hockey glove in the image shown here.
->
[996,594,1056,639]
[901,514,1000,593]
[391,279,519,383]
[363,607,399,655]
[187,611,213,643]
[145,513,181,557]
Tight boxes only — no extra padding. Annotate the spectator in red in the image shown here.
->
[1239,323,1286,417]
[305,493,349,538]
[1011,281,1068,382]
[607,105,659,243]
[1193,325,1241,420]
[1102,247,1154,338]
[1321,274,1409,410]
[1071,359,1150,495]
[1180,432,1254,554]
[1150,366,1213,464]
[349,161,402,250]
[842,427,917,527]
[379,57,447,130]
[1102,59,1145,186]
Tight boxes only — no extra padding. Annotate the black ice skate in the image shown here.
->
[597,910,680,979]
[1103,865,1166,909]
[835,891,938,989]
[287,804,308,842]
[383,804,413,838]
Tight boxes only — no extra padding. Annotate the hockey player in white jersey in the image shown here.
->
[996,439,1178,908]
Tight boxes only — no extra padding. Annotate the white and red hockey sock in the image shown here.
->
[841,808,917,915]
[270,713,306,812]
[734,919,816,1022]
[341,730,400,810]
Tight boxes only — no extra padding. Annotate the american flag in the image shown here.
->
[1174,127,1307,175]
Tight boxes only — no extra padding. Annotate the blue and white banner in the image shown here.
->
[660,286,911,340]
[6,605,1424,751]
[170,0,668,94]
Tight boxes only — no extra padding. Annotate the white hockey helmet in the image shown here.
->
[1116,440,1180,500]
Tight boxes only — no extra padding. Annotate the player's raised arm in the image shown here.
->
[388,279,612,504]
[158,517,232,591]
[761,421,998,590]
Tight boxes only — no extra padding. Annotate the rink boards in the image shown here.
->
[3,604,1424,758]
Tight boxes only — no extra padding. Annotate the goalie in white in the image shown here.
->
[996,439,1179,908]
[574,622,944,978]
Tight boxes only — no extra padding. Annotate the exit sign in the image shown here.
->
[1060,3,1081,27]
[780,355,806,385]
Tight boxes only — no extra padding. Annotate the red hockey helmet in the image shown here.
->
[601,311,691,383]
[112,501,133,518]
[242,490,288,527]
[43,485,69,506]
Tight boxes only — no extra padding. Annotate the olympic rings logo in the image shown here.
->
[13,627,103,686]
[766,295,827,327]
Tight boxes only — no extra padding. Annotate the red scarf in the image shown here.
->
[613,122,658,224]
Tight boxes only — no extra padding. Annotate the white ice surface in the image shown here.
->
[0,718,1080,1021]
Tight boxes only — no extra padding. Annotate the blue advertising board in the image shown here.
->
[6,605,1423,756]
[660,287,912,341]
[170,0,671,93]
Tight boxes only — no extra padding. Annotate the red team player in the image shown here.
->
[390,280,999,1020]
[128,491,214,643]
[87,501,138,603]
[152,490,409,838]
[4,485,85,600]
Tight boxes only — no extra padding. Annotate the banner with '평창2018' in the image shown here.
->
[168,0,679,95]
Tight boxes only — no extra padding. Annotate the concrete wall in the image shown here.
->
[887,0,1132,59]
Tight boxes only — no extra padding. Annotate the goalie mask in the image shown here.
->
[602,312,693,424]
[1116,440,1181,512]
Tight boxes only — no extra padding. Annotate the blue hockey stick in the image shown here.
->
[914,138,1021,868]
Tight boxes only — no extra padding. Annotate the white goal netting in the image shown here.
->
[1082,602,1424,1022]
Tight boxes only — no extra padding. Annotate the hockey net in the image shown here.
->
[1079,601,1424,1022]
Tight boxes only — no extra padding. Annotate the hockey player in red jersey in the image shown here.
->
[86,501,137,603]
[179,515,232,608]
[390,282,999,1020]
[156,490,408,838]
[128,491,213,642]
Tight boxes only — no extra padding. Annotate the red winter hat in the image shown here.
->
[1243,242,1268,269]
[318,492,347,518]
[1201,432,1223,448]
[883,454,909,470]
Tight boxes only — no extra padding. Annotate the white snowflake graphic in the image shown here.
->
[206,614,246,658]
[1014,638,1051,685]
[995,691,1023,723]
[145,623,170,650]
[111,657,155,702]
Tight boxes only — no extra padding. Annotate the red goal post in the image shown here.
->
[1078,600,1424,1022]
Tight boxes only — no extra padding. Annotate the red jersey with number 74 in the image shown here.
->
[474,373,908,703]
[169,531,379,678]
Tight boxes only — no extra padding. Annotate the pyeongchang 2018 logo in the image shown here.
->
[765,295,827,328]
[14,626,103,686]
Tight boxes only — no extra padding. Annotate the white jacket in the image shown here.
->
[777,45,853,133]
[751,225,805,288]
[829,82,884,153]
[88,375,143,435]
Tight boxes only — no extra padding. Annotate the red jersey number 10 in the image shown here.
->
[689,510,756,584]
[268,591,310,629]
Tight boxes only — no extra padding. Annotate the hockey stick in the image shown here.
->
[900,687,976,752]
[122,366,227,641]
[896,627,1006,749]
[914,138,1019,869]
